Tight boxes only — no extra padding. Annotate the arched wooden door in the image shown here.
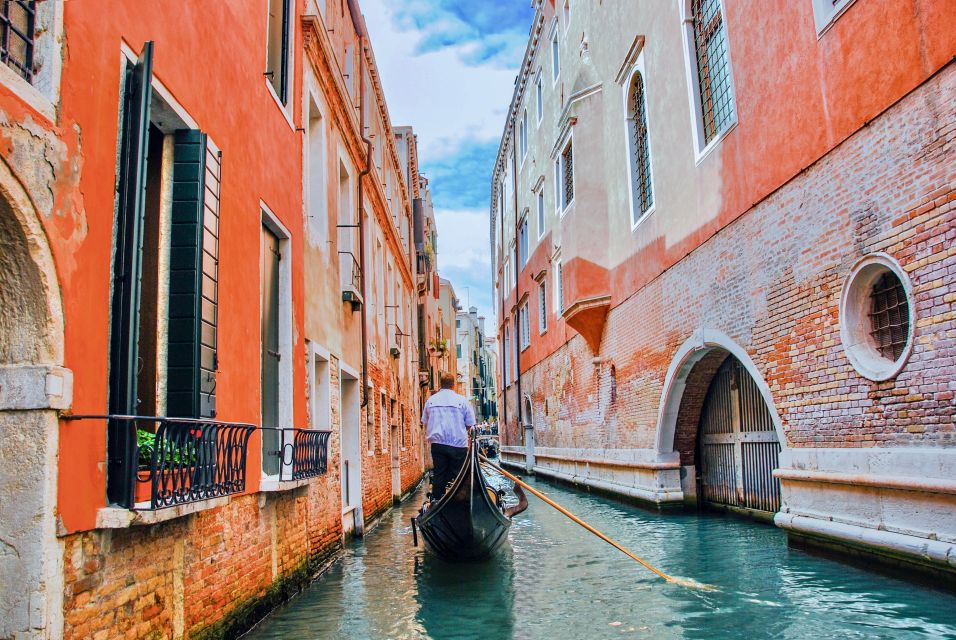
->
[698,356,781,513]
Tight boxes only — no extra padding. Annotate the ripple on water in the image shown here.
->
[246,477,956,640]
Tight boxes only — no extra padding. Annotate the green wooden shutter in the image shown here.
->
[107,42,153,507]
[167,130,219,418]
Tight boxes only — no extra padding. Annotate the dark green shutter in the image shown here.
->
[167,130,219,418]
[107,42,154,508]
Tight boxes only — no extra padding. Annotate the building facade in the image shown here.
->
[492,0,956,575]
[0,1,433,637]
[456,307,496,421]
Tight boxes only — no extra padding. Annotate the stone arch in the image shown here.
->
[655,328,786,460]
[0,160,63,365]
[0,153,67,638]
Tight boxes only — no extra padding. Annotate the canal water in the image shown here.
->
[246,469,956,639]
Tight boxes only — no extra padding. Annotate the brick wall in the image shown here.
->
[505,63,956,454]
[60,352,402,640]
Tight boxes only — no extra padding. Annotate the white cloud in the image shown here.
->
[433,208,490,271]
[362,0,516,160]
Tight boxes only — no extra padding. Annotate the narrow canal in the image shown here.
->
[247,470,956,639]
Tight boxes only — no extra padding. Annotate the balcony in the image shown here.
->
[66,415,330,514]
[338,250,364,309]
[269,427,332,481]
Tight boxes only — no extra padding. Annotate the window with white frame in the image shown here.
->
[538,279,548,333]
[551,30,560,81]
[266,0,291,104]
[536,187,545,239]
[519,216,529,268]
[686,0,736,148]
[520,304,531,349]
[503,325,511,385]
[627,66,654,224]
[520,109,528,160]
[811,0,856,33]
[556,137,574,213]
[535,73,543,124]
[556,259,565,315]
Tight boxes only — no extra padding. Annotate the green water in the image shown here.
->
[246,471,956,639]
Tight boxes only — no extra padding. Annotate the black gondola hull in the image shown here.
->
[416,444,511,561]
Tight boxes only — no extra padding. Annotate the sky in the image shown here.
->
[362,0,535,333]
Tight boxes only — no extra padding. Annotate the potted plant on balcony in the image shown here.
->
[136,429,157,504]
[136,427,201,506]
[429,338,448,356]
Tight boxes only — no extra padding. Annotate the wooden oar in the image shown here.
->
[479,454,717,591]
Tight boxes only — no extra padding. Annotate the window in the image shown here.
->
[107,44,227,506]
[535,73,543,123]
[367,386,375,452]
[519,302,531,350]
[520,109,528,160]
[811,0,856,33]
[688,0,735,147]
[503,325,511,386]
[1,1,34,82]
[266,0,291,104]
[538,280,548,334]
[627,69,654,223]
[870,273,908,361]
[519,216,529,268]
[536,188,545,239]
[380,392,388,451]
[456,319,460,328]
[456,343,462,358]
[551,31,560,81]
[306,98,327,244]
[556,260,565,315]
[556,138,574,212]
[839,254,915,382]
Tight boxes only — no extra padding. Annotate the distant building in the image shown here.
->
[457,307,496,421]
[492,0,956,575]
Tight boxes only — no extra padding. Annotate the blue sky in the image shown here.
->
[363,0,534,332]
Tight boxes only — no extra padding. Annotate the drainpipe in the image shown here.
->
[348,0,371,408]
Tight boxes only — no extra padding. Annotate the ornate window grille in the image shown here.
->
[869,272,909,361]
[561,142,574,208]
[630,72,653,218]
[0,0,35,82]
[692,0,735,144]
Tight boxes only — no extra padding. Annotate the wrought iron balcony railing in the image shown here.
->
[66,415,330,511]
[268,427,331,481]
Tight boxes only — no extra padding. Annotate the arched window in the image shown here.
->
[627,70,653,224]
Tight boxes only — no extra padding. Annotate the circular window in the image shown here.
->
[839,254,915,381]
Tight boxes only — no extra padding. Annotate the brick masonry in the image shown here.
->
[60,351,425,639]
[505,63,956,459]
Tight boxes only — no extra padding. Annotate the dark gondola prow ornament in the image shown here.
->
[413,433,512,561]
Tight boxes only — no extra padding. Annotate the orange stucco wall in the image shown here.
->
[1,0,309,533]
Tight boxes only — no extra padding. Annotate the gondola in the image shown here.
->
[412,439,511,561]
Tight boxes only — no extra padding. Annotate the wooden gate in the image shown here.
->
[699,357,781,513]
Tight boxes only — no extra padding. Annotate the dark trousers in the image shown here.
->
[430,443,468,500]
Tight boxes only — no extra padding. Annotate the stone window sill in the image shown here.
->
[259,477,311,493]
[95,496,231,529]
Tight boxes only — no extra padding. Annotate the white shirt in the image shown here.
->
[421,388,476,448]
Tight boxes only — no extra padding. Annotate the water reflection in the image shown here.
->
[247,476,956,640]
[413,547,514,638]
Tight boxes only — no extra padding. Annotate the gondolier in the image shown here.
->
[422,374,475,500]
